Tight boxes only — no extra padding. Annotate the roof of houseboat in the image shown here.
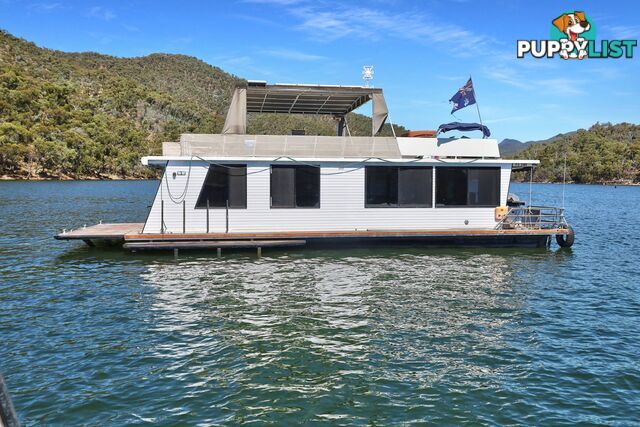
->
[243,81,383,115]
[222,81,389,136]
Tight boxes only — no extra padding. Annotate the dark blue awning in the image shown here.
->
[437,122,491,138]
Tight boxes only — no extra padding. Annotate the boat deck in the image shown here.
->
[55,223,144,241]
[55,223,569,251]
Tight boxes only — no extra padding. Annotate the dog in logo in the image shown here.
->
[552,11,591,59]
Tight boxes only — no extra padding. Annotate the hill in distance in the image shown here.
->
[499,132,577,157]
[497,138,525,157]
[0,29,405,179]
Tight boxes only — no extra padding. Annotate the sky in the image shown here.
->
[1,0,639,141]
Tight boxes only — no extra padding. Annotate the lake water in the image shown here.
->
[1,181,639,425]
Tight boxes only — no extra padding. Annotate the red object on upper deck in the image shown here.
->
[402,130,437,138]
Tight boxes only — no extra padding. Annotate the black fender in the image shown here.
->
[556,226,575,248]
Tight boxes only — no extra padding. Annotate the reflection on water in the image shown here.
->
[134,249,573,424]
[1,181,640,425]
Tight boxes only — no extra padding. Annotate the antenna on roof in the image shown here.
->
[362,65,374,87]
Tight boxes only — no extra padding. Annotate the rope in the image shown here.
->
[163,157,194,204]
[191,155,425,176]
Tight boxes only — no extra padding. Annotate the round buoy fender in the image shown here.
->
[556,226,575,248]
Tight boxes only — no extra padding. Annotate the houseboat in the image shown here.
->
[56,81,574,252]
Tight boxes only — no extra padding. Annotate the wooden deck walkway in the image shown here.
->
[55,222,568,251]
[55,223,144,241]
[125,227,568,241]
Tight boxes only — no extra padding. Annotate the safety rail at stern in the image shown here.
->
[496,206,569,231]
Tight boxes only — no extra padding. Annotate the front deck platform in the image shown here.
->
[55,223,144,242]
[55,223,569,251]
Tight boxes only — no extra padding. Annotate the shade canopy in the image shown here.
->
[437,122,491,138]
[223,82,389,136]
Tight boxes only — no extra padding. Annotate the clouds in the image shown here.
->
[246,0,495,57]
[28,2,64,12]
[308,5,493,56]
[602,25,640,40]
[483,65,587,96]
[264,48,326,61]
[88,6,116,21]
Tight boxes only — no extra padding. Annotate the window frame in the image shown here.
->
[270,164,321,209]
[364,166,433,208]
[195,164,247,209]
[435,166,501,208]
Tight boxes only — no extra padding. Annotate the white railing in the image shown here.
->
[177,134,400,158]
[496,206,568,230]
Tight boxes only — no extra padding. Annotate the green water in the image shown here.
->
[1,181,639,425]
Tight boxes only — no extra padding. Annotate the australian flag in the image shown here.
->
[449,78,476,114]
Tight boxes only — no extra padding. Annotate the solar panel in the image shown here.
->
[244,84,381,115]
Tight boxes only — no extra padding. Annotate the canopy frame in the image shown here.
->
[222,82,389,136]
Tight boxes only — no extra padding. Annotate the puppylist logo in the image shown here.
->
[517,11,637,59]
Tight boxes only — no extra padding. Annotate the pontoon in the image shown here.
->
[56,81,574,252]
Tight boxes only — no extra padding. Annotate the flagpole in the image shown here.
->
[470,75,485,137]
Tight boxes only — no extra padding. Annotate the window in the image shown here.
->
[435,168,468,206]
[365,167,432,207]
[468,168,500,206]
[366,167,397,207]
[271,165,320,208]
[195,165,247,208]
[436,167,500,207]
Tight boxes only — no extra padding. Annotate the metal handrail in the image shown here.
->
[495,205,568,230]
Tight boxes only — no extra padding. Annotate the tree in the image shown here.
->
[34,138,76,176]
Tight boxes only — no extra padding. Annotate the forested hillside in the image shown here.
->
[513,123,640,184]
[0,30,404,179]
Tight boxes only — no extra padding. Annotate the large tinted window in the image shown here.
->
[366,167,398,206]
[435,168,467,206]
[468,168,500,206]
[271,165,320,208]
[195,165,247,208]
[365,167,432,207]
[436,167,500,207]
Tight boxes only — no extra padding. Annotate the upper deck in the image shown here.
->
[144,81,538,167]
[147,134,539,167]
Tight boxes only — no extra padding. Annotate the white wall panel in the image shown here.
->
[143,161,513,234]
